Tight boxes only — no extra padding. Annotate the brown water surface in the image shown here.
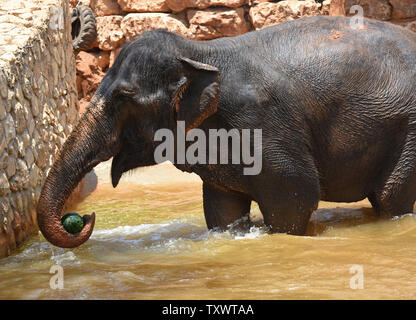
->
[0,162,415,299]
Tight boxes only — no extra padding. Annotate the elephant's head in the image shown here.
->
[37,31,220,248]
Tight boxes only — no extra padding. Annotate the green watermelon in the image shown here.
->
[61,212,84,234]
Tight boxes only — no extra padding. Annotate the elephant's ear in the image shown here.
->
[172,57,220,132]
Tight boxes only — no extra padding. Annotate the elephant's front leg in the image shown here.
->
[203,182,252,232]
[254,155,320,235]
[257,180,320,236]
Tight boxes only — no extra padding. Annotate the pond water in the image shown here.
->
[0,162,415,299]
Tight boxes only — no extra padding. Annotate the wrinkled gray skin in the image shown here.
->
[37,16,416,248]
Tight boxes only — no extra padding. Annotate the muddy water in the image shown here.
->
[0,162,416,299]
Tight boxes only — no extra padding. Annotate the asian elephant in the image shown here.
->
[37,16,416,248]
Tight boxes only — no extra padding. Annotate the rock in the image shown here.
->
[166,0,246,13]
[3,114,16,144]
[0,136,5,155]
[29,164,41,188]
[25,149,34,167]
[321,0,331,15]
[21,132,30,148]
[0,171,10,196]
[22,78,32,99]
[96,15,125,51]
[75,51,106,112]
[6,156,16,178]
[34,143,48,169]
[16,192,24,212]
[28,118,35,135]
[118,0,170,13]
[121,13,189,42]
[188,7,250,40]
[248,0,270,5]
[345,0,392,21]
[329,0,346,16]
[0,98,6,120]
[389,0,416,19]
[64,123,73,137]
[51,59,59,87]
[0,153,7,170]
[57,96,67,113]
[249,0,321,30]
[12,102,26,134]
[15,82,24,104]
[0,72,7,99]
[31,96,40,117]
[70,0,91,8]
[52,87,60,99]
[40,129,49,143]
[90,0,122,17]
[0,197,9,216]
[9,159,29,191]
[17,138,25,158]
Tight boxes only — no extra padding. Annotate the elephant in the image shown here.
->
[37,15,416,248]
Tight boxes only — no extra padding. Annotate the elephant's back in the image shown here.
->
[255,16,415,72]
[244,16,415,108]
[252,15,415,58]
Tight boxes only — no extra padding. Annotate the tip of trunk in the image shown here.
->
[37,210,96,248]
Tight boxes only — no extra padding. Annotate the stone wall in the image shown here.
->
[0,0,80,257]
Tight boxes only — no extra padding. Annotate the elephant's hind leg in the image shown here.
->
[369,128,416,217]
[368,191,414,217]
[202,182,252,232]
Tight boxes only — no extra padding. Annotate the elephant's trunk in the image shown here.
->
[37,105,118,248]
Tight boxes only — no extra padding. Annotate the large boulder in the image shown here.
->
[117,0,171,13]
[329,0,346,16]
[121,13,189,41]
[249,0,321,30]
[96,15,125,51]
[75,51,108,113]
[166,0,246,13]
[90,0,122,17]
[187,7,250,40]
[389,0,416,19]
